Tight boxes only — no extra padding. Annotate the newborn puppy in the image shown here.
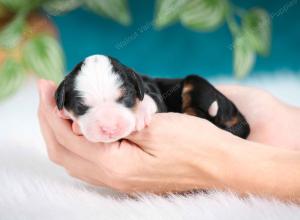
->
[55,54,250,143]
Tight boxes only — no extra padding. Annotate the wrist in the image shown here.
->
[214,138,300,199]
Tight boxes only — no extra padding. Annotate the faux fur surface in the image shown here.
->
[0,73,300,220]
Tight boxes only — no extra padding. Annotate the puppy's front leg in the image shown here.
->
[134,94,158,131]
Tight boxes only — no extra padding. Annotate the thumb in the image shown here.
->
[126,129,151,149]
[126,130,141,142]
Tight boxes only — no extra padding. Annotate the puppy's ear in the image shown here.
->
[55,80,66,110]
[127,68,144,100]
[109,56,145,100]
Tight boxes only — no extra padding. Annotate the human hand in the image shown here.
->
[217,85,300,150]
[38,79,229,193]
[38,79,300,195]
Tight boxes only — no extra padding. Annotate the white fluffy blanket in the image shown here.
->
[0,73,300,220]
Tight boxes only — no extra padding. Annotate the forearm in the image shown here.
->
[223,139,300,201]
[280,105,300,149]
[192,133,300,202]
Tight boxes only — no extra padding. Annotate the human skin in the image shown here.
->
[37,80,300,201]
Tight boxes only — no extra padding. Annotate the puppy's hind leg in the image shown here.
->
[181,75,250,139]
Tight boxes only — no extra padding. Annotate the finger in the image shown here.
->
[39,104,64,165]
[39,111,107,187]
[38,83,63,165]
[38,79,57,108]
[38,79,115,163]
[62,151,108,187]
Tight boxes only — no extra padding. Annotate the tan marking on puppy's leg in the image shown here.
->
[182,83,193,94]
[181,82,197,116]
[181,82,193,110]
[181,92,191,110]
[224,116,239,127]
[183,107,197,116]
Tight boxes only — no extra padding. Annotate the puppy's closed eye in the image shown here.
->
[117,95,136,108]
[73,101,89,116]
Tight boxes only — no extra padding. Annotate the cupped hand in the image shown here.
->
[38,80,300,194]
[217,85,300,149]
[38,80,226,193]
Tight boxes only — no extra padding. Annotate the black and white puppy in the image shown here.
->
[55,54,250,143]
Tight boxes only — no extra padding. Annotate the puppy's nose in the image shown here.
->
[99,125,119,136]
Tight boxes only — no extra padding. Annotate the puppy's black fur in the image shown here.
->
[109,56,167,112]
[55,56,250,138]
[153,75,250,138]
[55,62,90,116]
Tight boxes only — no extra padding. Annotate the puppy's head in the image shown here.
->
[55,55,144,143]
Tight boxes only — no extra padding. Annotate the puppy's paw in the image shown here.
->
[135,108,153,131]
[135,95,157,131]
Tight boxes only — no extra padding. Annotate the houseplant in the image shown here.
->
[0,0,271,100]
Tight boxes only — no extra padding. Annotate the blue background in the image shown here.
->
[51,0,300,78]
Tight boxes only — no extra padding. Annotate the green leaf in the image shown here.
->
[22,35,65,83]
[0,0,42,11]
[0,4,7,17]
[0,0,26,11]
[154,0,188,28]
[84,0,131,25]
[0,10,26,49]
[180,0,229,31]
[233,33,256,78]
[242,8,271,55]
[42,0,82,15]
[0,58,25,101]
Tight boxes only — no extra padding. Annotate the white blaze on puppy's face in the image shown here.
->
[72,55,136,143]
[75,55,122,106]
